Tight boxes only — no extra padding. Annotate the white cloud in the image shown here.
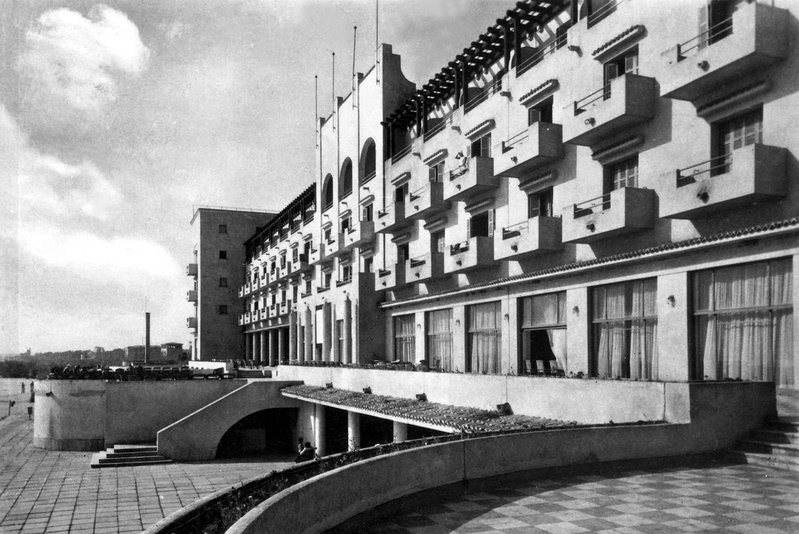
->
[17,4,149,131]
[21,223,182,286]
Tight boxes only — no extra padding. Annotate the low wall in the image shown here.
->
[276,366,668,424]
[157,380,303,461]
[33,379,246,451]
[230,381,775,534]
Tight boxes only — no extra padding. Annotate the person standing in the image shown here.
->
[20,382,25,394]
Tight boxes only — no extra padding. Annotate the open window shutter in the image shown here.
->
[467,217,472,239]
[470,139,479,157]
[698,3,709,50]
[624,50,638,75]
[604,63,619,84]
[488,209,495,237]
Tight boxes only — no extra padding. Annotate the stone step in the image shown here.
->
[98,454,167,464]
[728,450,799,473]
[105,451,164,460]
[90,444,171,468]
[737,440,799,457]
[112,444,157,454]
[750,429,799,445]
[765,419,799,433]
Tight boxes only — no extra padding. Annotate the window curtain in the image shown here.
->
[546,329,568,371]
[630,280,658,379]
[469,302,501,374]
[698,259,793,386]
[427,309,453,371]
[594,284,627,378]
[393,315,415,362]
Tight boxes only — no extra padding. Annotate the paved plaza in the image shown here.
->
[0,384,293,534]
[365,463,799,533]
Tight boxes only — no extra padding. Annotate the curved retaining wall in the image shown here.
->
[229,381,774,534]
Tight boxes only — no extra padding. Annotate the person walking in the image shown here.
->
[20,382,25,394]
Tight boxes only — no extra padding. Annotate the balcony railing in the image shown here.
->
[516,34,566,76]
[449,160,469,180]
[573,194,611,218]
[361,169,377,184]
[676,154,731,187]
[574,83,611,115]
[186,263,198,277]
[464,78,502,113]
[391,143,413,163]
[502,219,529,239]
[677,16,733,60]
[423,111,453,141]
[450,240,470,256]
[336,277,352,287]
[587,0,627,27]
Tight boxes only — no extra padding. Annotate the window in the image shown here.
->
[324,228,332,243]
[322,174,334,211]
[427,308,453,371]
[323,272,331,288]
[713,107,762,175]
[339,263,352,284]
[470,133,491,158]
[393,314,415,362]
[363,256,373,273]
[528,97,553,126]
[605,155,639,191]
[604,46,638,89]
[467,301,501,374]
[336,319,344,361]
[360,140,377,184]
[363,204,373,222]
[218,224,227,234]
[592,279,658,379]
[394,183,408,205]
[519,292,566,375]
[218,305,228,315]
[292,285,298,302]
[528,188,553,218]
[432,230,445,254]
[429,161,445,183]
[397,243,409,263]
[340,159,353,198]
[340,216,351,234]
[219,277,228,288]
[693,258,793,386]
[218,250,227,260]
[699,0,734,49]
[468,210,495,238]
[304,278,312,295]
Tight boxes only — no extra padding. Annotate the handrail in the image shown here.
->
[449,159,469,180]
[516,34,564,75]
[361,169,377,184]
[377,268,391,277]
[574,83,611,114]
[676,153,731,186]
[450,240,470,255]
[409,184,427,198]
[409,254,427,268]
[423,112,452,141]
[587,0,626,27]
[464,78,502,113]
[503,128,529,152]
[573,193,611,218]
[392,143,413,163]
[502,220,529,239]
[677,16,733,59]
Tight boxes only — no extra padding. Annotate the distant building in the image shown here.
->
[187,207,276,361]
[125,345,145,361]
[161,342,184,361]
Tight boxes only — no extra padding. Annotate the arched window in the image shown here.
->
[359,139,376,184]
[322,174,334,211]
[340,159,353,198]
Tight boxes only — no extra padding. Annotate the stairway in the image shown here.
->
[90,444,172,468]
[236,369,266,379]
[729,416,799,472]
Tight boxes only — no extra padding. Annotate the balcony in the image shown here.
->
[660,144,787,219]
[444,236,494,273]
[375,266,405,292]
[279,262,291,279]
[323,235,340,257]
[244,312,251,324]
[562,187,655,244]
[259,309,268,321]
[238,286,245,297]
[496,123,563,178]
[280,301,291,316]
[309,244,324,265]
[187,317,197,329]
[443,157,496,202]
[406,182,448,220]
[260,273,269,287]
[186,263,198,277]
[661,2,787,102]
[292,253,311,272]
[375,205,407,233]
[564,74,657,147]
[495,216,563,261]
[186,290,197,303]
[268,304,278,319]
[341,221,375,250]
[405,252,444,283]
[244,282,252,294]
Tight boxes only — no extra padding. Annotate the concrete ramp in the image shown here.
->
[157,380,302,461]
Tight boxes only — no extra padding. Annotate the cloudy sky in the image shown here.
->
[0,0,507,354]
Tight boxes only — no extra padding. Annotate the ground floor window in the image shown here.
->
[693,258,793,387]
[393,314,415,362]
[468,301,501,374]
[592,279,658,379]
[520,292,566,375]
[427,308,453,371]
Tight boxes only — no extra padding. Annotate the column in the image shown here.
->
[254,333,261,364]
[278,328,286,364]
[304,307,314,362]
[331,304,340,363]
[245,333,252,360]
[347,411,360,451]
[259,331,267,366]
[343,297,352,364]
[289,311,297,361]
[322,302,332,362]
[314,404,326,457]
[393,421,408,443]
[269,329,279,367]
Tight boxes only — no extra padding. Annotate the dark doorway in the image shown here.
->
[323,406,349,455]
[359,414,394,448]
[216,408,297,459]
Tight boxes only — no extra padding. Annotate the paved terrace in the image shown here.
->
[0,386,293,534]
[282,384,573,433]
